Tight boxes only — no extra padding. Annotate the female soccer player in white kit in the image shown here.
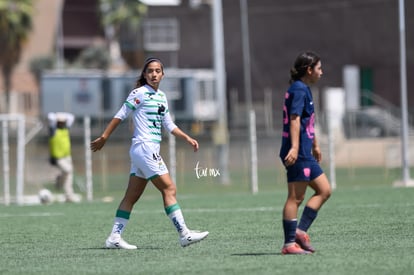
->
[91,57,208,249]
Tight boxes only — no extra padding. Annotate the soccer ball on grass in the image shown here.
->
[38,189,53,204]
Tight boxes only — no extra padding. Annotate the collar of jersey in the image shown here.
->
[145,84,158,95]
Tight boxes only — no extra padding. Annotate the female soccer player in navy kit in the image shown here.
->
[91,57,208,249]
[279,52,331,254]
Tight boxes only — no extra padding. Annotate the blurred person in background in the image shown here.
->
[279,51,332,255]
[91,57,208,250]
[48,112,76,202]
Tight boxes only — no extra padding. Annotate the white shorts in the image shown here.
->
[129,142,169,180]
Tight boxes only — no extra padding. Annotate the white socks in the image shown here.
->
[165,204,189,237]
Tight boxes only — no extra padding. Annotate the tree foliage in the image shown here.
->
[0,0,33,112]
[99,0,148,69]
[75,45,110,70]
[29,56,54,84]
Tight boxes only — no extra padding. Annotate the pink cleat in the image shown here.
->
[295,231,315,253]
[281,243,311,255]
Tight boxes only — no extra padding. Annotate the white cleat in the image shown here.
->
[105,237,137,250]
[180,230,209,247]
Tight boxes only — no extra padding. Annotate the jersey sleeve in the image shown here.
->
[114,89,143,120]
[162,110,178,133]
[160,97,177,132]
[114,104,133,120]
[125,88,144,111]
[289,88,306,116]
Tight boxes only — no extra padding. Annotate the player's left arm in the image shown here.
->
[312,136,322,162]
[161,98,199,152]
[171,127,199,152]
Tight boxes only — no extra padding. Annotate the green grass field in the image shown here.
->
[1,168,414,275]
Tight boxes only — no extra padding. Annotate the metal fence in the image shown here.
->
[1,88,414,205]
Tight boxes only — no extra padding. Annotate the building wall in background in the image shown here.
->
[2,0,413,116]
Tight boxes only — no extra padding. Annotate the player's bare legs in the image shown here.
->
[151,174,177,207]
[118,176,148,212]
[295,174,331,252]
[282,181,311,254]
[283,181,308,220]
[106,175,148,249]
[306,173,331,211]
[152,173,209,247]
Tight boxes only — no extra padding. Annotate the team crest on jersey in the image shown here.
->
[157,104,166,115]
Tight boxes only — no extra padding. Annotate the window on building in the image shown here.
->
[143,18,180,51]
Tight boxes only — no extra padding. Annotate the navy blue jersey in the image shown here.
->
[279,80,316,162]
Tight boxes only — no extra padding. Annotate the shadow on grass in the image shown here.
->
[82,246,163,250]
[231,252,281,256]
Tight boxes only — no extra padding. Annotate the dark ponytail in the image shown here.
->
[135,57,164,88]
[289,51,320,84]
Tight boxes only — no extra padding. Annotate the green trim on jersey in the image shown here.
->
[148,118,162,123]
[125,101,136,110]
[149,98,165,103]
[128,86,172,143]
[145,111,161,116]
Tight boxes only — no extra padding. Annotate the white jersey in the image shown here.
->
[114,84,177,144]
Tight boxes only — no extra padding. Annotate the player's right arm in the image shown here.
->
[91,118,122,152]
[91,91,137,152]
[312,136,322,162]
[284,114,300,166]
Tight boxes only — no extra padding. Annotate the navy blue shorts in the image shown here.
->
[285,159,324,183]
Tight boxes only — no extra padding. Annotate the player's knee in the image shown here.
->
[289,195,305,206]
[162,184,176,198]
[296,196,305,206]
[320,188,331,202]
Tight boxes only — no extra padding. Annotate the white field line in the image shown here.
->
[126,206,282,215]
[184,207,280,213]
[2,202,412,219]
[0,212,64,218]
[0,207,278,220]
